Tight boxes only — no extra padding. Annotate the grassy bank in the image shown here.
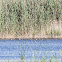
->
[0,0,62,39]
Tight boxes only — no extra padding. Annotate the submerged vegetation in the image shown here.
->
[0,0,62,38]
[16,42,62,62]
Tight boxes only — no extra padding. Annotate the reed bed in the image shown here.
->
[0,0,62,38]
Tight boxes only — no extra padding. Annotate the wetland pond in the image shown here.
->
[0,39,62,62]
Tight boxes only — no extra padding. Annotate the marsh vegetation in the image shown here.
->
[0,0,62,38]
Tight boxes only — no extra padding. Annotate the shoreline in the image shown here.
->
[0,35,62,40]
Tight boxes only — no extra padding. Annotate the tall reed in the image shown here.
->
[0,0,62,37]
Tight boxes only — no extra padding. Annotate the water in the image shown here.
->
[0,39,62,61]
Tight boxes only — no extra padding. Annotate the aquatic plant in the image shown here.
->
[0,0,62,37]
[8,59,9,62]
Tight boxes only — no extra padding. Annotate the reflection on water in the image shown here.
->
[0,39,62,61]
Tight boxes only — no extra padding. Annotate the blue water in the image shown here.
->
[0,39,62,60]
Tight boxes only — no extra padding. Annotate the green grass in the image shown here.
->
[0,0,62,37]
